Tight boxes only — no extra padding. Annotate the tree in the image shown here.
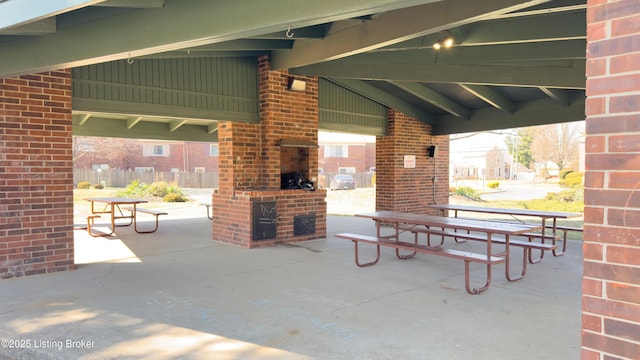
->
[73,136,139,169]
[531,121,584,174]
[505,127,535,169]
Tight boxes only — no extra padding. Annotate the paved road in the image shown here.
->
[453,179,565,201]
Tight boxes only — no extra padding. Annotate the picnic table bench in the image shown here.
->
[336,232,505,295]
[397,225,557,281]
[201,203,213,220]
[122,206,168,234]
[427,203,582,259]
[84,197,147,237]
[336,211,542,295]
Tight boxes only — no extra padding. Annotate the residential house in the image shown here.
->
[317,132,376,174]
[73,137,219,172]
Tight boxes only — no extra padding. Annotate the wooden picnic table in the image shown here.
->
[337,211,542,294]
[84,197,147,236]
[427,203,581,258]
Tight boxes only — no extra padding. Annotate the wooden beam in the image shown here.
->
[459,84,515,113]
[73,118,219,142]
[78,113,92,126]
[0,0,105,31]
[96,0,166,8]
[272,0,551,69]
[432,91,585,135]
[390,81,470,119]
[0,0,448,78]
[539,87,570,106]
[0,18,56,35]
[127,116,143,129]
[327,78,434,125]
[293,61,586,89]
[169,120,188,132]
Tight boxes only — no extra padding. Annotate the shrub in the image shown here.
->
[166,184,184,197]
[163,192,187,202]
[116,180,148,198]
[93,183,104,189]
[454,186,481,201]
[521,187,584,213]
[559,171,583,188]
[77,181,91,189]
[148,181,170,197]
[487,181,500,189]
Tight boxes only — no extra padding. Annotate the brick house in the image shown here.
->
[317,132,376,174]
[75,133,372,175]
[73,137,219,172]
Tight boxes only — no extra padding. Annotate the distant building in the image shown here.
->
[73,137,219,172]
[317,132,376,174]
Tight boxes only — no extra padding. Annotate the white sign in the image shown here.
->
[403,155,416,168]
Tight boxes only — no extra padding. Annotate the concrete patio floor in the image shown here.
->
[0,209,583,359]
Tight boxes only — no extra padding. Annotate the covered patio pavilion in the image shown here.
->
[1,1,639,358]
[1,210,584,359]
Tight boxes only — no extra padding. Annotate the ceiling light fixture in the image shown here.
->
[433,31,454,50]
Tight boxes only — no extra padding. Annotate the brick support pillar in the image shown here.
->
[582,0,640,358]
[0,70,74,278]
[375,109,449,213]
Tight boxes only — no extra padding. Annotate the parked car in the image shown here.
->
[330,174,356,190]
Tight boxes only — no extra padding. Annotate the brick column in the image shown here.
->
[0,70,74,278]
[376,109,449,213]
[582,0,640,358]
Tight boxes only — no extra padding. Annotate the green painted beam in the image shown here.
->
[0,18,56,35]
[389,81,470,119]
[73,98,259,124]
[378,10,585,51]
[540,87,570,105]
[459,84,515,113]
[294,61,586,89]
[326,78,434,125]
[432,91,585,135]
[97,0,165,8]
[251,25,328,40]
[207,124,217,134]
[127,116,143,129]
[0,0,106,31]
[78,113,92,126]
[169,120,188,132]
[495,0,585,18]
[271,0,551,69]
[0,0,445,77]
[360,39,585,65]
[461,11,585,45]
[73,117,219,142]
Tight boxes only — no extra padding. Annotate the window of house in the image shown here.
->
[135,167,154,173]
[194,167,205,173]
[152,145,165,155]
[325,145,348,158]
[338,167,356,174]
[91,164,109,170]
[144,144,169,157]
[171,168,180,173]
[210,144,218,156]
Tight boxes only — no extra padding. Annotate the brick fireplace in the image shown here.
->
[211,56,326,248]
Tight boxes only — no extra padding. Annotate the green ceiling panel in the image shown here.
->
[72,57,259,122]
[319,78,388,136]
